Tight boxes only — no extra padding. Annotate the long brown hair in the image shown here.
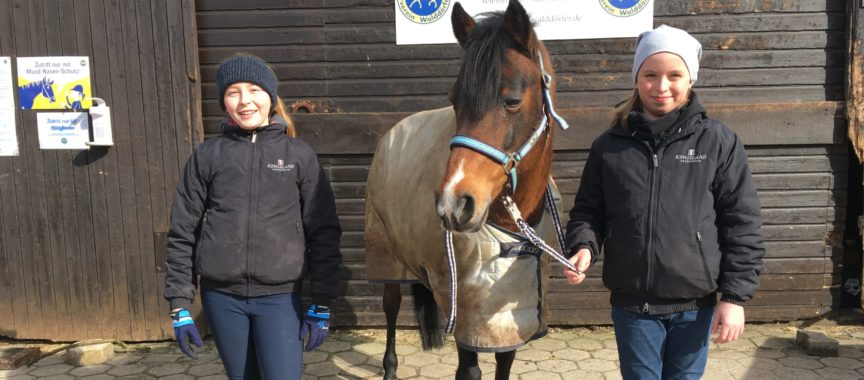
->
[273,97,297,137]
[611,89,641,130]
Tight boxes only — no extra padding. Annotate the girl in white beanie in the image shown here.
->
[563,25,765,379]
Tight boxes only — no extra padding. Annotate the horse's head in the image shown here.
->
[41,78,56,102]
[436,0,563,232]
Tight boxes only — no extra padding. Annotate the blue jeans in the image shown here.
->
[202,288,303,380]
[611,306,714,380]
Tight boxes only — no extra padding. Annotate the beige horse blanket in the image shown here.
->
[365,106,561,352]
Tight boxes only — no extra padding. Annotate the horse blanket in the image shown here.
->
[365,106,562,352]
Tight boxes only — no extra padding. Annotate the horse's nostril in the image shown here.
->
[454,194,475,226]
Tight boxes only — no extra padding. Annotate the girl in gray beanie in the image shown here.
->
[563,25,764,379]
[164,53,342,380]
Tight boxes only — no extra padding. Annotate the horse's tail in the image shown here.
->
[411,283,444,350]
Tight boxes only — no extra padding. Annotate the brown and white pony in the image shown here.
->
[365,1,568,378]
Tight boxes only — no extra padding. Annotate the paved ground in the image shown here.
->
[3,320,864,379]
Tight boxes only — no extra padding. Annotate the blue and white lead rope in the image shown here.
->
[444,229,458,334]
[442,185,575,334]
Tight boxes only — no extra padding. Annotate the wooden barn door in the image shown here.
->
[0,0,202,341]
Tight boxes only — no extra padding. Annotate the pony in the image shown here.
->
[19,77,56,109]
[365,1,570,379]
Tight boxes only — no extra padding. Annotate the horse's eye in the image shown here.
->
[503,97,522,108]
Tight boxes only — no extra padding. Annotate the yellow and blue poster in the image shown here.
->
[16,56,91,110]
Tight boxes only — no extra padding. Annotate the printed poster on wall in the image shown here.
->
[395,0,652,45]
[0,57,19,156]
[16,56,92,110]
[36,112,89,150]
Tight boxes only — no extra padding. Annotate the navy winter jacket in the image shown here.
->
[565,96,764,314]
[164,122,342,311]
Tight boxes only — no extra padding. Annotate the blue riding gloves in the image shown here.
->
[299,304,331,351]
[170,309,203,359]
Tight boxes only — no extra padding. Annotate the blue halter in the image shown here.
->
[449,51,569,192]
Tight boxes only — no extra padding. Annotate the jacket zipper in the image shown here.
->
[246,130,258,296]
[622,130,694,313]
[696,231,717,289]
[645,149,660,305]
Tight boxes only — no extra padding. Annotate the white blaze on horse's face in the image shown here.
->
[437,158,491,232]
[436,147,499,232]
[441,159,465,200]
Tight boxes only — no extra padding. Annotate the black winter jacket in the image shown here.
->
[164,122,342,311]
[565,96,764,314]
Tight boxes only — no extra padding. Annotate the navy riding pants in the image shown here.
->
[202,287,303,380]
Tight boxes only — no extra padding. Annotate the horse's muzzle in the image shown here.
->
[435,191,485,232]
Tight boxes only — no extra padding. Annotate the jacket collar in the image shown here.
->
[611,91,707,139]
[220,117,287,140]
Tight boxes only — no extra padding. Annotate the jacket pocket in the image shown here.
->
[196,209,209,238]
[193,210,208,267]
[250,218,305,285]
[696,231,717,289]
[195,210,246,282]
[601,228,643,294]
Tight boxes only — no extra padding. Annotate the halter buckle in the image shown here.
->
[502,152,519,173]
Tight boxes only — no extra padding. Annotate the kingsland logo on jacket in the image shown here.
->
[675,149,707,163]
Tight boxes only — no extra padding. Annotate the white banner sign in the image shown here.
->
[36,112,89,150]
[0,57,19,156]
[396,0,653,45]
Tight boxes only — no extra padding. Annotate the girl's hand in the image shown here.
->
[564,248,592,285]
[712,301,745,344]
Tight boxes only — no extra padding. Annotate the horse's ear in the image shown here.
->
[502,0,536,54]
[451,2,475,47]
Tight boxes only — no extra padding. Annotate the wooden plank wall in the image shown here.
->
[197,0,847,327]
[0,0,202,341]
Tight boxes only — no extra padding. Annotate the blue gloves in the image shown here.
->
[171,309,203,359]
[299,304,330,351]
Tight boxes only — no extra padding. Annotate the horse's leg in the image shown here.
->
[411,283,443,349]
[455,346,481,380]
[383,283,401,380]
[494,350,516,380]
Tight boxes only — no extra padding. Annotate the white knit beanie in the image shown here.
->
[632,25,702,84]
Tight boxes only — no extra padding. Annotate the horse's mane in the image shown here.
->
[452,11,536,124]
[22,79,46,89]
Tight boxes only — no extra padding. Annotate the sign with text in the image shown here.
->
[17,56,92,110]
[0,57,18,156]
[36,112,89,150]
[395,0,652,45]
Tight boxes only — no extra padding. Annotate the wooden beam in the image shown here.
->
[293,102,844,154]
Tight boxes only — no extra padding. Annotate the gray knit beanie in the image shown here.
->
[632,25,702,84]
[216,54,279,110]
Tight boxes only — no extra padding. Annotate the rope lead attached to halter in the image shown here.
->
[545,186,568,254]
[444,230,457,334]
[501,188,580,274]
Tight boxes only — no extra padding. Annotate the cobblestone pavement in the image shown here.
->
[3,322,864,379]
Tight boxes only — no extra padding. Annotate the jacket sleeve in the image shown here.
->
[712,127,765,303]
[164,149,208,311]
[564,137,606,261]
[299,149,342,308]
